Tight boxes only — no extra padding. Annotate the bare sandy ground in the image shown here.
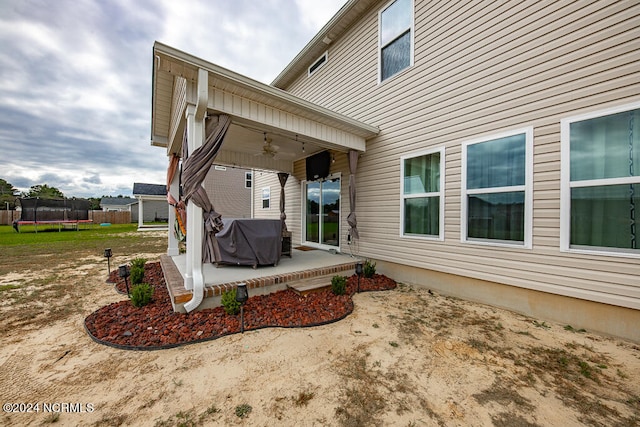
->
[0,245,639,426]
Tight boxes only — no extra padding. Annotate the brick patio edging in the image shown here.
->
[160,254,356,306]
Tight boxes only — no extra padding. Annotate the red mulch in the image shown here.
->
[86,262,396,350]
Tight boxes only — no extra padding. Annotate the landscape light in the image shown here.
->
[118,264,130,296]
[104,248,113,279]
[355,262,364,293]
[235,283,249,333]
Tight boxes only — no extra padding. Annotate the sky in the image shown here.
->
[0,0,348,198]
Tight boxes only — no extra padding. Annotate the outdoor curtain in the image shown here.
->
[347,150,359,239]
[277,172,289,233]
[182,114,232,263]
[167,152,186,238]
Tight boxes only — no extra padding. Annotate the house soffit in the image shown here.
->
[152,42,379,163]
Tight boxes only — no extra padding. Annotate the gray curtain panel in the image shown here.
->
[182,114,232,263]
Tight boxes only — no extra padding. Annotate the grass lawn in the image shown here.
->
[0,224,166,281]
[0,224,167,334]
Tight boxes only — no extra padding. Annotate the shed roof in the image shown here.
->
[133,183,166,196]
[100,197,136,206]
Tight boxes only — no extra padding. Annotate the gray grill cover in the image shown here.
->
[213,219,282,267]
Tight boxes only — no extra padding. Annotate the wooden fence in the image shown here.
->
[89,211,131,224]
[0,211,19,225]
[1,210,132,225]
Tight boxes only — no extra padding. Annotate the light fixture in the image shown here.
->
[355,262,364,293]
[235,283,249,333]
[104,248,113,280]
[118,264,131,296]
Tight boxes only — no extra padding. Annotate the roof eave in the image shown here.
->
[153,41,379,140]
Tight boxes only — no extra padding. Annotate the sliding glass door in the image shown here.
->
[304,176,340,248]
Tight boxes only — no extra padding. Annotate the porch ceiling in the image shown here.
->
[151,42,378,173]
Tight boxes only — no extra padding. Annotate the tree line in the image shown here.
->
[0,178,127,210]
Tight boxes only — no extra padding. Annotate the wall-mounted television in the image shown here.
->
[306,151,331,181]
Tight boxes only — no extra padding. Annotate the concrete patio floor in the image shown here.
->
[161,248,361,312]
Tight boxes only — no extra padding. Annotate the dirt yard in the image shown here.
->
[0,232,639,426]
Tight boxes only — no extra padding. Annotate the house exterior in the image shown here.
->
[99,197,136,212]
[203,165,252,218]
[151,0,639,341]
[132,183,169,228]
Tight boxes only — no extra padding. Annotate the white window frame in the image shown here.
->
[261,186,270,209]
[560,101,640,258]
[461,127,533,248]
[245,171,252,189]
[400,147,445,240]
[378,0,414,84]
[308,51,328,77]
[300,173,342,250]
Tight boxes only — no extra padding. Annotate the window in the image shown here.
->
[379,0,413,82]
[561,103,640,256]
[462,128,533,247]
[308,51,328,76]
[245,171,252,189]
[261,187,270,209]
[400,148,444,239]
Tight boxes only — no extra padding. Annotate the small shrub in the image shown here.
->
[130,283,154,307]
[363,259,376,278]
[131,257,147,269]
[235,403,252,418]
[129,257,147,285]
[331,275,347,295]
[130,265,145,285]
[221,288,241,315]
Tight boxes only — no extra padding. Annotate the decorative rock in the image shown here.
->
[85,262,396,349]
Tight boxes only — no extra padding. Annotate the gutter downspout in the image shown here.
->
[184,68,208,313]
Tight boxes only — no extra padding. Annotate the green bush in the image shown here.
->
[131,257,147,269]
[221,288,241,315]
[130,265,145,285]
[364,259,376,278]
[130,283,154,307]
[331,275,347,295]
[129,257,147,285]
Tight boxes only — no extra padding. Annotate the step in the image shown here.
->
[287,273,335,296]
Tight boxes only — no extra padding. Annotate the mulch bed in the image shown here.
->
[86,262,396,350]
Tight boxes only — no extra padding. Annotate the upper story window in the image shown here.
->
[245,171,252,189]
[462,128,533,248]
[400,148,444,239]
[561,102,640,257]
[308,52,328,76]
[379,0,413,82]
[262,187,270,209]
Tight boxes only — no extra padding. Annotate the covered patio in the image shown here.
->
[160,247,358,313]
[151,42,378,312]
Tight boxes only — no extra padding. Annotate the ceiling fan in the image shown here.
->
[255,133,295,159]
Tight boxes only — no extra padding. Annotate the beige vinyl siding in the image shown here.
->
[202,166,251,218]
[253,170,302,244]
[280,0,640,309]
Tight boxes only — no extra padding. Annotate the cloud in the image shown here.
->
[0,0,347,198]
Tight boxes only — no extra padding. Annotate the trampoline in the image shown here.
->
[13,197,93,233]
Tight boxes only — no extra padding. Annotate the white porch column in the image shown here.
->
[183,68,208,294]
[167,166,179,256]
[137,196,144,229]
